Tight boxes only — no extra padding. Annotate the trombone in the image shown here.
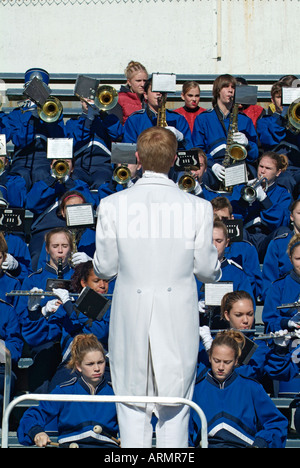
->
[241,176,268,205]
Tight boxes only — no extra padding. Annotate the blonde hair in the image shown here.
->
[67,334,105,372]
[209,329,245,361]
[124,61,148,81]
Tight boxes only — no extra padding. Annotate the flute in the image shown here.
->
[253,331,300,341]
[6,290,80,298]
[277,302,300,309]
[6,290,113,298]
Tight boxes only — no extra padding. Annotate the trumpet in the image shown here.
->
[94,85,118,111]
[178,167,197,193]
[113,165,131,185]
[52,160,70,180]
[241,176,269,205]
[38,96,63,123]
[286,98,300,135]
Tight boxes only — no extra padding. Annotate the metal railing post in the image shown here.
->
[1,394,208,449]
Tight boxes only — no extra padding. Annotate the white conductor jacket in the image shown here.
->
[93,173,221,398]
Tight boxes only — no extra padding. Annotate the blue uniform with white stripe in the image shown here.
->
[192,107,259,189]
[17,373,119,447]
[189,371,288,448]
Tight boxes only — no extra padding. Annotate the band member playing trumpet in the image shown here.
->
[17,334,119,448]
[231,152,292,262]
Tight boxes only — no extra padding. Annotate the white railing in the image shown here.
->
[1,394,208,448]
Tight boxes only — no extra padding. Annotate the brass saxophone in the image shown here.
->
[219,102,247,191]
[157,93,168,127]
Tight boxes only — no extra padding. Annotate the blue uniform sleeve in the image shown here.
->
[0,305,23,364]
[248,379,288,448]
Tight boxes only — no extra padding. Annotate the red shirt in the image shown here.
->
[174,106,206,132]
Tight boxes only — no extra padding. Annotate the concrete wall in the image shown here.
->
[0,0,299,76]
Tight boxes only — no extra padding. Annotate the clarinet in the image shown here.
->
[57,258,63,280]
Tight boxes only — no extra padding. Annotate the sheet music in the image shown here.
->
[205,282,234,306]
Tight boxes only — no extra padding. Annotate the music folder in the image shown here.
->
[75,287,111,322]
[23,76,50,107]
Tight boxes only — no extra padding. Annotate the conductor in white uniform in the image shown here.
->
[93,126,221,448]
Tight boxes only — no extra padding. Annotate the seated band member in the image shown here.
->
[263,233,300,334]
[17,334,119,448]
[257,79,300,197]
[189,330,288,448]
[192,74,259,190]
[1,68,65,190]
[123,77,193,151]
[174,81,206,132]
[262,198,300,300]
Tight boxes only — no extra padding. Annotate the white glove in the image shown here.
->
[52,288,71,304]
[28,288,44,312]
[71,252,92,266]
[165,126,184,142]
[193,181,203,196]
[233,132,248,146]
[272,329,292,347]
[256,185,267,202]
[41,299,60,318]
[212,163,226,181]
[198,300,206,314]
[2,253,19,271]
[199,326,213,352]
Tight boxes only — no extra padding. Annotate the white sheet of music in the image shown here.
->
[225,163,247,187]
[205,282,234,306]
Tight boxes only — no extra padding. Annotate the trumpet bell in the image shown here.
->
[227,143,247,161]
[95,85,118,111]
[113,165,131,185]
[286,98,300,134]
[52,160,70,179]
[178,173,196,193]
[38,96,63,123]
